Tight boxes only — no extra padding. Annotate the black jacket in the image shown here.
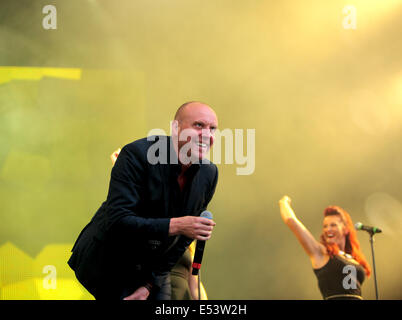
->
[67,136,218,297]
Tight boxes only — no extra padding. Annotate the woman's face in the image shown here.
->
[322,215,348,247]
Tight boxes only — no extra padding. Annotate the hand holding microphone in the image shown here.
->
[169,212,216,241]
[168,211,215,276]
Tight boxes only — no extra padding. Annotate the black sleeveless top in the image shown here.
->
[313,253,366,300]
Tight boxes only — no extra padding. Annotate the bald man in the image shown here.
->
[68,102,219,300]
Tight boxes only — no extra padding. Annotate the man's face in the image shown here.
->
[174,103,218,163]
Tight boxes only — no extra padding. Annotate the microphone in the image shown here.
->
[192,210,213,276]
[355,222,382,234]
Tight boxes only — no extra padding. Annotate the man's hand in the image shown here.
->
[169,216,216,241]
[122,286,150,300]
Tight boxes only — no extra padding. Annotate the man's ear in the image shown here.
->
[171,120,179,135]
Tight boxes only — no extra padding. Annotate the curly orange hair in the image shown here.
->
[320,206,371,277]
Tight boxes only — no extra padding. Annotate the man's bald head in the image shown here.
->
[174,101,216,123]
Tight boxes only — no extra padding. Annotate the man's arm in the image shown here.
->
[105,144,170,240]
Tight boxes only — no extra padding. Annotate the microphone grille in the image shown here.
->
[200,210,213,219]
[354,222,363,230]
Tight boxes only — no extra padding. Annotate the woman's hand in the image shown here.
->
[279,195,296,223]
[279,195,291,205]
[110,148,121,165]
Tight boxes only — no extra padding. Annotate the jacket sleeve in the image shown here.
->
[103,143,170,241]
